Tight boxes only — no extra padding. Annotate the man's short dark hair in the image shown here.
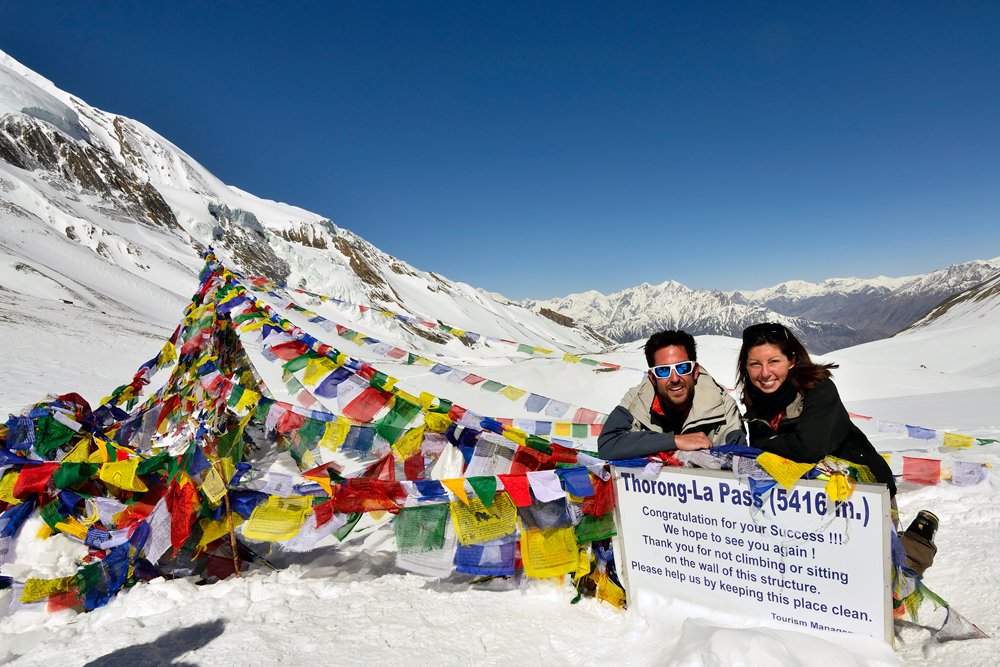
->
[644,330,697,367]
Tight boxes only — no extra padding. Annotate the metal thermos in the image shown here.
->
[905,510,939,543]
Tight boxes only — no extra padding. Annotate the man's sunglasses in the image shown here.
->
[649,361,696,378]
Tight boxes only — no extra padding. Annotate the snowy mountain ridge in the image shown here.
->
[0,49,605,356]
[528,259,1000,352]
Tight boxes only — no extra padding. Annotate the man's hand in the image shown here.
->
[674,433,712,451]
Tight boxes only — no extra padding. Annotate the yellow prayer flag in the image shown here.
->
[242,496,311,541]
[239,318,267,332]
[159,340,177,366]
[450,494,517,545]
[53,516,89,541]
[424,412,453,434]
[20,576,74,603]
[563,354,581,363]
[573,546,592,583]
[235,388,261,414]
[499,385,527,402]
[534,347,553,355]
[412,355,434,366]
[99,458,149,492]
[395,389,421,407]
[756,452,815,490]
[0,471,21,505]
[200,466,228,505]
[554,422,572,437]
[197,515,244,552]
[218,457,236,485]
[825,472,855,503]
[351,332,368,345]
[418,392,437,410]
[318,417,350,452]
[303,357,339,386]
[441,478,469,505]
[450,328,466,337]
[595,572,627,608]
[503,427,527,447]
[62,436,91,463]
[298,449,317,469]
[393,425,425,460]
[521,526,579,579]
[943,432,975,449]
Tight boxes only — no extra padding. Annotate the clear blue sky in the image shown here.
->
[3,2,999,299]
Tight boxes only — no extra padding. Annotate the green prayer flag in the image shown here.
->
[517,343,534,354]
[75,563,102,594]
[431,398,452,415]
[579,358,600,366]
[572,423,588,438]
[136,451,171,476]
[227,384,245,408]
[255,399,273,423]
[282,354,312,373]
[575,513,617,543]
[525,435,552,455]
[40,501,66,531]
[296,417,326,447]
[370,371,393,392]
[481,381,505,392]
[374,396,422,443]
[34,415,77,457]
[334,512,363,541]
[52,462,99,490]
[467,477,498,507]
[976,438,999,446]
[394,504,449,553]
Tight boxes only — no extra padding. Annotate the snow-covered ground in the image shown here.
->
[2,277,999,667]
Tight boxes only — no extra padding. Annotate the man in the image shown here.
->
[598,330,744,460]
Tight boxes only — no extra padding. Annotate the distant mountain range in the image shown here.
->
[1,48,997,357]
[525,260,1000,353]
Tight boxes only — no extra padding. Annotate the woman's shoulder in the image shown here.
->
[800,377,847,411]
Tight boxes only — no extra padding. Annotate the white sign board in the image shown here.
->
[613,466,892,643]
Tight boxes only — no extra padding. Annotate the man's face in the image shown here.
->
[648,345,699,411]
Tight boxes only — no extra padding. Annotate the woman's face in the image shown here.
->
[745,343,794,393]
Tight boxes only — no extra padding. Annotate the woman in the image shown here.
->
[736,322,936,575]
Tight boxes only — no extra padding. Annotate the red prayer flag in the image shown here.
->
[12,462,60,499]
[498,474,533,507]
[313,498,335,527]
[549,443,579,464]
[573,408,599,424]
[269,341,309,361]
[341,387,391,422]
[403,452,426,481]
[275,410,306,434]
[902,456,941,485]
[168,481,198,554]
[582,475,616,517]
